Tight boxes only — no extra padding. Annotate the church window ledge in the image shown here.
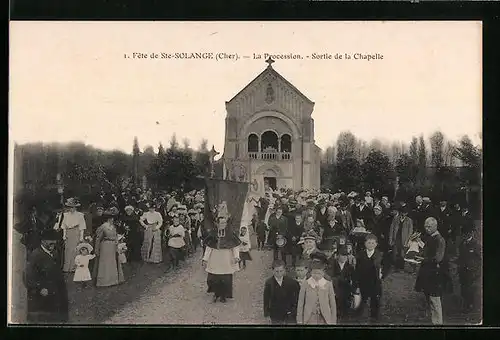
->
[248,151,291,161]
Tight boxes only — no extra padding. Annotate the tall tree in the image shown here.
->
[361,149,394,194]
[409,137,418,164]
[169,133,179,150]
[369,138,383,152]
[158,142,166,157]
[336,131,357,163]
[334,157,361,192]
[417,135,427,186]
[182,138,191,150]
[132,137,140,186]
[198,138,209,153]
[429,131,445,168]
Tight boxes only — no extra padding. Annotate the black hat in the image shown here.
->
[40,228,60,241]
[337,245,349,256]
[319,239,336,251]
[310,251,328,265]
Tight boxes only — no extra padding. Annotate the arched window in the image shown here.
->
[261,131,279,152]
[247,134,259,152]
[280,134,292,152]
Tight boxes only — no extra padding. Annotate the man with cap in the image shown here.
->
[437,199,453,257]
[337,204,354,233]
[24,228,69,323]
[412,195,426,234]
[285,213,305,268]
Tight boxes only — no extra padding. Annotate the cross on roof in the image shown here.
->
[265,57,275,67]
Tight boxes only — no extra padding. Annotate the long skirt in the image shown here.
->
[207,273,233,298]
[141,228,162,263]
[63,228,80,272]
[95,241,125,287]
[306,312,327,325]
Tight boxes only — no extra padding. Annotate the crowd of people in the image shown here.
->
[15,183,481,325]
[257,187,481,325]
[17,186,209,323]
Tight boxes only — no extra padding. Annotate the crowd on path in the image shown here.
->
[15,184,481,325]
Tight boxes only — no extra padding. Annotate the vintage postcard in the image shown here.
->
[9,21,482,325]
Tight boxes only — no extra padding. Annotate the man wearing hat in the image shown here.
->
[437,199,453,256]
[24,228,69,323]
[55,198,87,273]
[388,203,414,272]
[268,206,289,264]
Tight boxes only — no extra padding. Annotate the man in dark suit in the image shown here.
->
[24,229,69,324]
[263,260,300,324]
[15,205,47,257]
[336,204,354,233]
[268,206,289,264]
[352,197,373,225]
[415,217,447,325]
[285,213,304,267]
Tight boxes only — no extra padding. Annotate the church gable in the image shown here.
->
[225,64,315,124]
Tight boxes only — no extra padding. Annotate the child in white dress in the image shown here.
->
[117,234,128,264]
[74,243,96,287]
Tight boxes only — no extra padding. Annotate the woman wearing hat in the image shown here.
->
[121,205,143,262]
[93,210,125,287]
[56,198,87,273]
[139,202,164,264]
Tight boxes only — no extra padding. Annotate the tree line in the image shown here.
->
[320,131,481,214]
[13,134,211,214]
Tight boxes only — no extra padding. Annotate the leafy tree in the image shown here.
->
[361,149,394,194]
[336,131,357,163]
[182,138,191,150]
[430,131,445,168]
[334,157,361,192]
[409,137,418,164]
[158,143,166,157]
[169,133,179,150]
[198,139,209,153]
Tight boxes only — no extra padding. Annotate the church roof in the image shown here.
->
[226,62,314,105]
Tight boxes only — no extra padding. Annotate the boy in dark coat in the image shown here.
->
[24,229,69,324]
[353,233,384,323]
[329,245,355,320]
[255,218,268,251]
[263,260,300,324]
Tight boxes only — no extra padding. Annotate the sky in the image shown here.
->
[10,21,482,155]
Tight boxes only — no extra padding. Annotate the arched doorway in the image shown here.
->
[262,168,279,191]
[247,133,259,152]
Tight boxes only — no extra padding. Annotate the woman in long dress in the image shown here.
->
[57,198,86,273]
[140,203,163,263]
[93,211,125,287]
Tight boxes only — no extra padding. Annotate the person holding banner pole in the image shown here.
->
[202,216,241,303]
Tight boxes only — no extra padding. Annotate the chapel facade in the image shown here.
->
[221,59,321,191]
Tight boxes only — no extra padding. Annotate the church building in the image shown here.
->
[220,58,321,191]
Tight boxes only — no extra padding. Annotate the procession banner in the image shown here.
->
[204,178,249,249]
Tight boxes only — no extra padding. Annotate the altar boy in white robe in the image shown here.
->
[202,215,241,303]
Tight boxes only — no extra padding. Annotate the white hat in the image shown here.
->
[76,242,93,253]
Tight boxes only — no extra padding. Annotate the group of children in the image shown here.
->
[263,231,385,325]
